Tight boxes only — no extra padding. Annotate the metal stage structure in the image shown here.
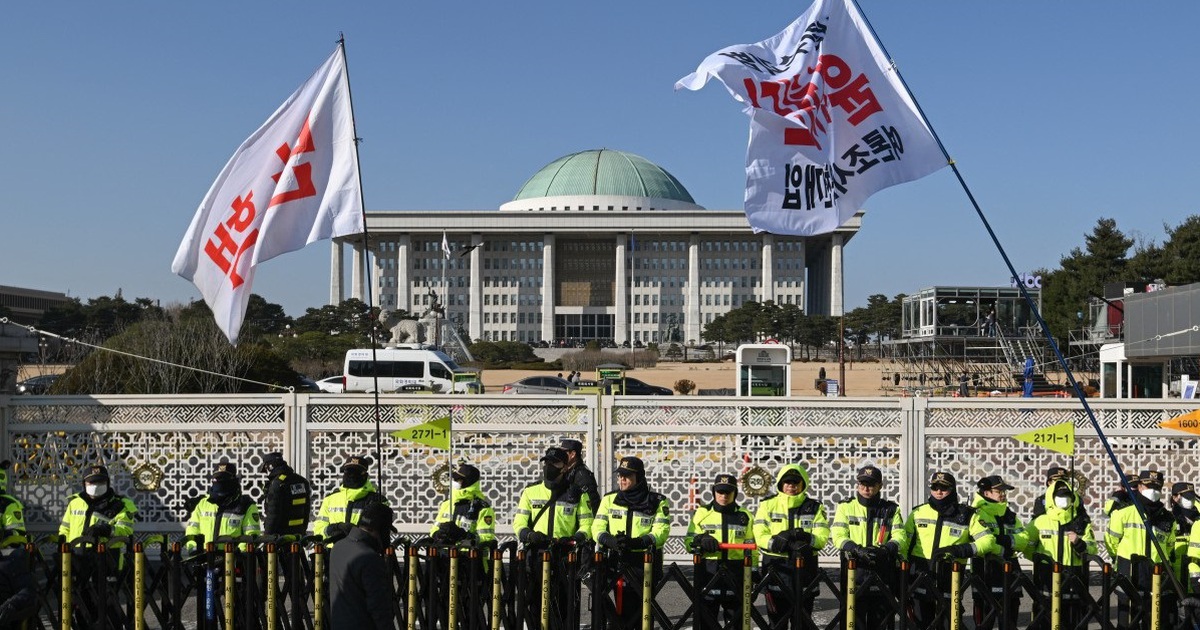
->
[882,286,1058,395]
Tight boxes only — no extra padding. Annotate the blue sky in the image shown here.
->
[4,2,1198,317]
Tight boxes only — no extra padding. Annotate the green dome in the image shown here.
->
[511,149,695,204]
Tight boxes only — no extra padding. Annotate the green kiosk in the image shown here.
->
[596,363,626,395]
[735,343,792,396]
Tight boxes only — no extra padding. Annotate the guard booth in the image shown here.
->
[735,343,792,396]
[596,363,626,395]
[568,379,607,395]
[453,370,484,394]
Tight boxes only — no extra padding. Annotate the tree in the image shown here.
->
[1040,218,1133,344]
[292,298,381,343]
[55,308,302,394]
[1160,216,1200,285]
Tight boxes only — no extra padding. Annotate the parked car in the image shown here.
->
[316,376,345,393]
[619,377,673,396]
[16,374,59,395]
[297,377,321,392]
[501,375,571,395]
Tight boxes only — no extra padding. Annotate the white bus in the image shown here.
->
[342,346,483,394]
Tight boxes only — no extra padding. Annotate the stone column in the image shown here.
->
[687,235,701,343]
[831,233,844,317]
[760,233,775,304]
[329,241,344,305]
[469,234,483,342]
[351,242,364,301]
[542,234,555,343]
[615,234,628,345]
[396,235,411,314]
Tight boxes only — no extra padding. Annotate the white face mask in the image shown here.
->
[1141,488,1162,502]
[1180,497,1194,510]
[451,482,462,491]
[85,483,107,498]
[1054,496,1071,509]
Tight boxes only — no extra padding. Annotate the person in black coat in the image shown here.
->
[329,502,396,630]
[0,546,36,629]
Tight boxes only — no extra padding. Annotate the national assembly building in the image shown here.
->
[329,149,859,346]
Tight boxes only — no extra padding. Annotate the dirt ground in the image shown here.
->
[483,361,890,396]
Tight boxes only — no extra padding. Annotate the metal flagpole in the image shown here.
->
[338,34,387,492]
[849,0,1183,594]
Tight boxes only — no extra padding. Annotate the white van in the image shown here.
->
[343,346,483,393]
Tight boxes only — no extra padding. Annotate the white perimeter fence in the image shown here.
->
[1,393,1195,560]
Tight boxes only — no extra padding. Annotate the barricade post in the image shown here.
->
[313,542,326,630]
[540,549,551,630]
[641,550,653,630]
[448,546,459,630]
[60,540,72,630]
[1152,563,1163,630]
[950,561,962,630]
[265,540,278,630]
[222,542,235,630]
[846,556,858,630]
[133,541,145,630]
[490,547,503,630]
[1051,562,1062,630]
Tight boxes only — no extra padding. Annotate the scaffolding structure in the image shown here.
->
[881,286,1057,395]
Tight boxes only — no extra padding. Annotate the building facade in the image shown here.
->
[330,149,858,345]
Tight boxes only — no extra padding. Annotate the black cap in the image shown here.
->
[1045,466,1069,484]
[342,455,373,472]
[713,473,738,494]
[977,475,1015,492]
[452,463,480,487]
[213,462,238,480]
[261,452,286,472]
[559,438,583,454]
[1052,480,1075,497]
[856,466,883,486]
[358,502,397,533]
[1171,482,1197,500]
[616,456,645,476]
[83,465,110,483]
[540,447,568,465]
[1140,470,1165,488]
[929,471,956,489]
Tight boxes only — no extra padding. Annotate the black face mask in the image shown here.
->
[342,469,367,489]
[542,463,562,483]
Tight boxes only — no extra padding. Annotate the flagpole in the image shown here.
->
[338,34,387,493]
[848,0,1181,593]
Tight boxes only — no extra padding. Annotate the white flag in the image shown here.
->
[676,0,946,236]
[172,46,363,343]
[441,232,451,260]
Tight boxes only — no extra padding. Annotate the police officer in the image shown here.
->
[513,447,593,630]
[431,463,495,548]
[831,465,906,630]
[185,462,261,554]
[560,438,600,514]
[1104,472,1140,517]
[686,473,755,630]
[59,465,137,544]
[902,471,994,630]
[329,502,396,630]
[592,456,670,630]
[1029,466,1069,520]
[260,452,312,539]
[311,455,388,542]
[1025,479,1096,630]
[0,461,26,548]
[1105,469,1177,630]
[971,475,1028,630]
[1169,482,1198,591]
[753,463,829,627]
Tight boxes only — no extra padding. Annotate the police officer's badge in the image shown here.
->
[742,466,772,498]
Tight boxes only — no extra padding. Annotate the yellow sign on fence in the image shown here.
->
[392,416,451,449]
[1012,421,1075,456]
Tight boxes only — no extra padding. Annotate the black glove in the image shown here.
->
[1071,537,1088,554]
[437,522,468,543]
[324,522,352,542]
[996,534,1012,551]
[694,534,719,553]
[769,536,790,554]
[598,532,627,552]
[523,530,551,547]
[638,534,657,550]
[879,540,900,561]
[939,543,972,559]
[572,530,590,545]
[842,540,862,556]
[87,523,113,538]
[1192,578,1200,595]
[789,530,813,551]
